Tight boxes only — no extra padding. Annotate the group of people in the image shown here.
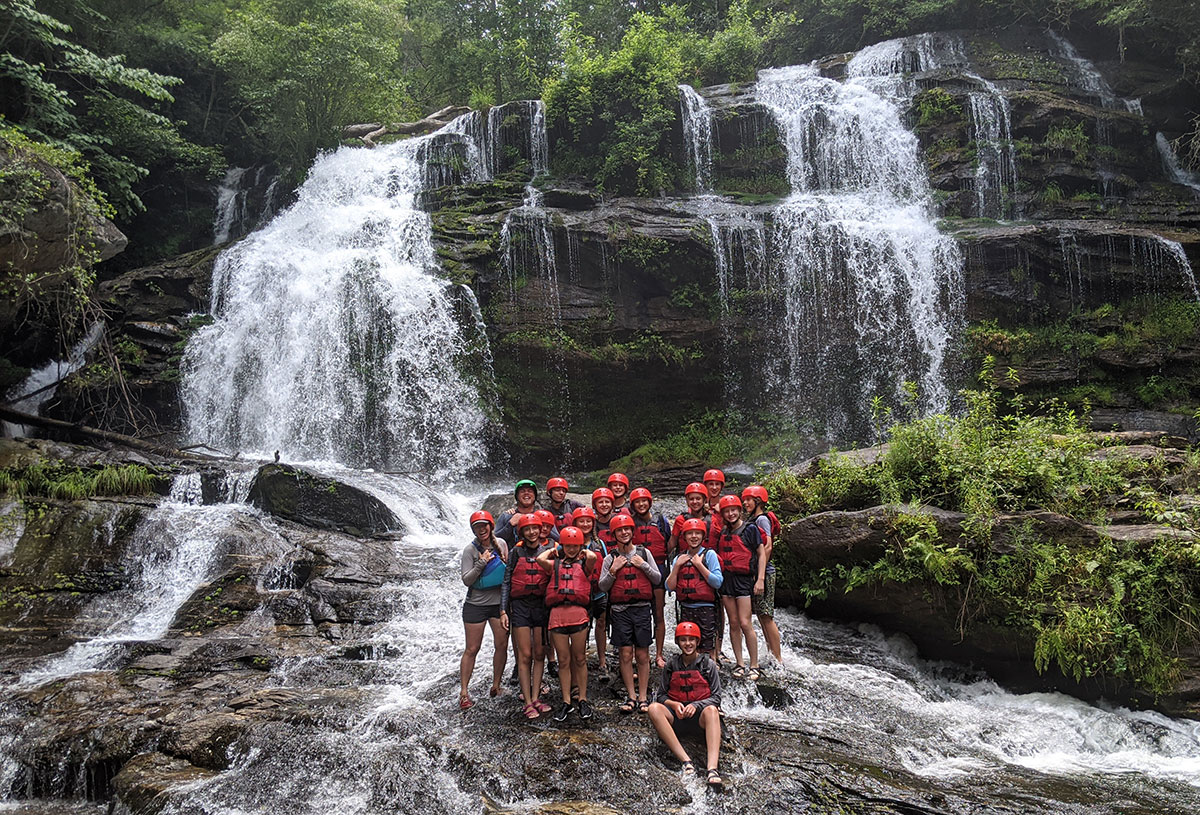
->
[458,469,784,788]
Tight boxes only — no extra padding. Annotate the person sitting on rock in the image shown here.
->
[665,518,723,663]
[600,513,661,713]
[628,487,673,668]
[591,487,618,546]
[458,510,509,709]
[607,472,632,514]
[537,526,598,722]
[647,621,724,789]
[573,506,612,683]
[715,494,765,681]
[742,485,783,666]
[495,479,540,546]
[500,513,552,720]
[542,477,582,530]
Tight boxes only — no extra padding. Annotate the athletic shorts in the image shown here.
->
[589,593,609,620]
[551,622,589,636]
[509,596,549,629]
[462,602,501,624]
[720,572,755,599]
[752,571,776,618]
[610,604,652,649]
[678,604,717,652]
[671,708,721,739]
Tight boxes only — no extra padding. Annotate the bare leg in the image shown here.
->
[570,629,589,701]
[460,620,486,699]
[713,601,725,662]
[487,616,508,693]
[552,632,572,704]
[653,589,667,668]
[759,614,782,664]
[531,628,546,702]
[737,596,758,668]
[700,704,722,770]
[722,596,743,667]
[647,703,690,763]
[635,646,650,702]
[594,610,608,676]
[619,645,636,701]
[514,627,534,704]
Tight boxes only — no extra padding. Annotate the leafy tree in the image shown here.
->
[213,0,415,174]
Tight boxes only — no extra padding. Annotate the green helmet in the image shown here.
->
[514,479,538,498]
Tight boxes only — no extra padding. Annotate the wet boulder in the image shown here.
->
[246,464,401,537]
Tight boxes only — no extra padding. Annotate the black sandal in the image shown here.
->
[620,697,637,713]
[706,768,724,789]
[637,699,650,713]
[680,760,695,775]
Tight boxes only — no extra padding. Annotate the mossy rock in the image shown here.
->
[246,464,401,537]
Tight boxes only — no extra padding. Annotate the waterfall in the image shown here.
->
[679,84,715,192]
[182,120,491,475]
[213,166,282,245]
[1157,132,1200,197]
[757,62,964,436]
[1136,235,1200,301]
[1,322,104,438]
[1047,30,1121,108]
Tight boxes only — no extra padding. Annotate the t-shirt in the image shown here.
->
[460,537,508,607]
[752,514,775,576]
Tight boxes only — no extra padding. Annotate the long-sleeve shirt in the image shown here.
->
[599,546,660,610]
[460,536,508,607]
[654,653,722,711]
[499,542,550,610]
[668,548,723,606]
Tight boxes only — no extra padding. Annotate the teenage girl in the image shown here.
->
[501,513,552,719]
[607,472,631,514]
[600,513,661,713]
[742,485,782,665]
[458,511,509,709]
[537,526,598,722]
[544,477,582,530]
[573,506,611,682]
[592,487,617,545]
[628,487,672,668]
[714,495,765,681]
[665,517,723,663]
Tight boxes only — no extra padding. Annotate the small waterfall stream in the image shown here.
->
[1157,132,1200,196]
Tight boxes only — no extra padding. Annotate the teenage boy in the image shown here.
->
[647,622,725,789]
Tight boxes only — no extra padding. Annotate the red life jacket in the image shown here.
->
[768,510,782,538]
[548,502,576,531]
[667,666,711,704]
[595,518,616,546]
[587,540,608,594]
[509,554,549,598]
[544,558,592,607]
[632,514,668,564]
[608,547,653,603]
[675,552,717,604]
[717,526,755,575]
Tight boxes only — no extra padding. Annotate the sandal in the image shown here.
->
[619,697,637,714]
[680,760,695,775]
[706,768,724,789]
[731,664,746,679]
[522,702,540,720]
[637,700,650,714]
[459,694,474,710]
[533,699,552,714]
[746,666,760,682]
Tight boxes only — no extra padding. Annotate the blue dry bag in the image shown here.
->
[475,552,505,590]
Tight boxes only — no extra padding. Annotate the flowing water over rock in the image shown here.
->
[758,62,965,437]
[211,167,281,246]
[1158,132,1200,197]
[1,323,104,438]
[181,128,491,475]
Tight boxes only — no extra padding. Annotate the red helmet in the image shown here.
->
[684,482,707,497]
[629,487,652,504]
[559,526,584,546]
[717,495,742,512]
[547,477,569,491]
[592,488,615,505]
[608,514,635,531]
[607,472,630,488]
[675,621,702,640]
[703,469,726,484]
[534,509,556,526]
[741,485,769,505]
[679,518,707,535]
[515,513,542,529]
[469,510,494,528]
[572,506,597,522]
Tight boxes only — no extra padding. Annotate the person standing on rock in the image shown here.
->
[701,470,728,661]
[715,494,765,682]
[573,506,612,683]
[592,487,618,546]
[459,510,509,709]
[600,513,661,713]
[495,479,541,546]
[607,472,632,514]
[665,518,723,663]
[628,487,672,668]
[742,486,783,666]
[501,513,553,720]
[669,482,712,555]
[537,526,598,722]
[647,621,725,789]
[542,477,582,530]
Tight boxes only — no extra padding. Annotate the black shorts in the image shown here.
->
[463,602,500,624]
[551,622,589,636]
[590,593,609,620]
[678,604,717,652]
[610,604,652,649]
[509,596,549,629]
[720,572,755,598]
[671,709,720,739]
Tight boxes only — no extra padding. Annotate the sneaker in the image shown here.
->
[552,703,577,723]
[578,699,594,720]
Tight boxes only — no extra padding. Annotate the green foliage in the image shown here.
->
[611,410,746,470]
[0,463,161,499]
[1045,121,1091,163]
[914,87,963,128]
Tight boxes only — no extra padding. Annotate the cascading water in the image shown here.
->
[757,61,964,437]
[1157,131,1200,197]
[182,123,491,475]
[212,166,281,245]
[1,322,103,438]
[679,85,715,192]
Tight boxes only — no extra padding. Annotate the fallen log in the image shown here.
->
[0,405,218,461]
[342,105,471,147]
